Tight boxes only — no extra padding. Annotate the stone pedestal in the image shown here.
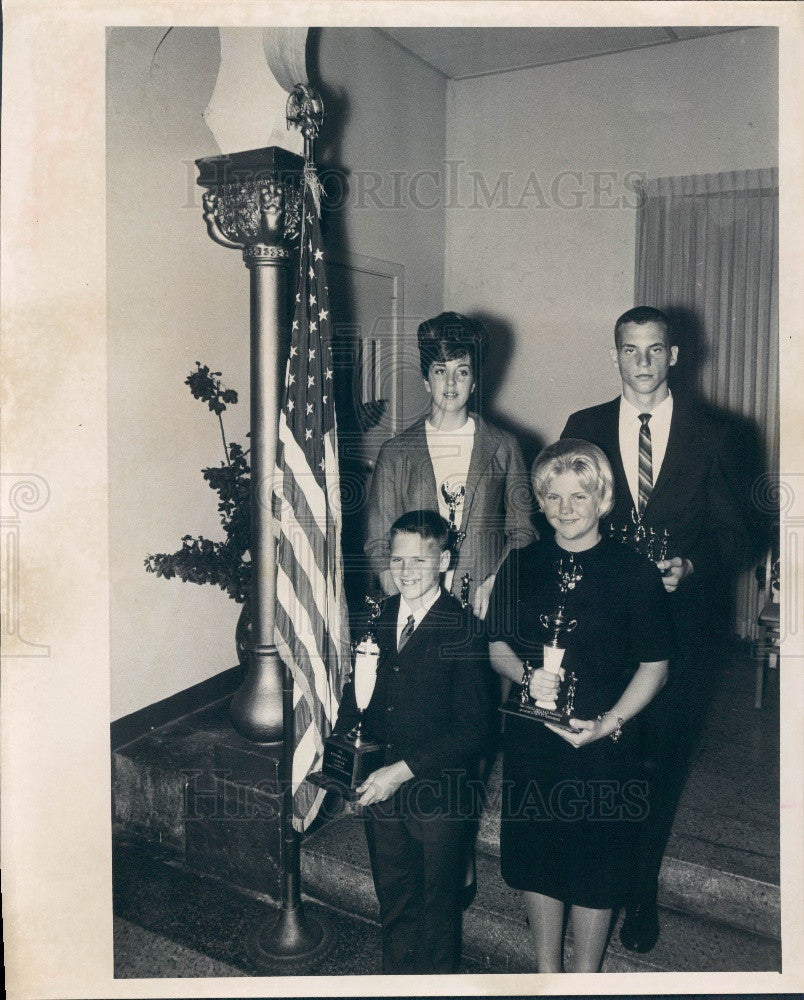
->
[185,741,283,897]
[113,701,285,898]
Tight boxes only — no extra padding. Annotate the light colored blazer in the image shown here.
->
[365,414,536,604]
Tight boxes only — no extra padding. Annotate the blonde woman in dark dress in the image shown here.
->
[488,439,672,972]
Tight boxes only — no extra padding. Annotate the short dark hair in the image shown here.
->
[614,306,673,348]
[390,509,450,551]
[417,311,489,380]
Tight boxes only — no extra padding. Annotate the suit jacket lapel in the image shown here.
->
[646,396,686,510]
[409,417,440,510]
[460,415,501,532]
[394,591,450,664]
[377,595,401,661]
[602,398,631,508]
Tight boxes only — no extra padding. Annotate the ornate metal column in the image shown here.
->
[196,147,303,743]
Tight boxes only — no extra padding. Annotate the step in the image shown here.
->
[112,653,780,944]
[113,700,780,941]
[113,701,284,897]
[112,701,233,851]
[476,753,780,940]
[300,812,781,974]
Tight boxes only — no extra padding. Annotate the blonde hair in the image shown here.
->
[531,439,615,518]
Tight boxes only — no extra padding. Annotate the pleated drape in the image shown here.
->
[635,169,779,640]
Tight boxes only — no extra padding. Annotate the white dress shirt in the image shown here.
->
[396,585,441,649]
[618,393,674,509]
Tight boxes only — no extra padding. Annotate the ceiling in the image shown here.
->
[378,26,746,80]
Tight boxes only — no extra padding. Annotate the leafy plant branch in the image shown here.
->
[145,364,252,606]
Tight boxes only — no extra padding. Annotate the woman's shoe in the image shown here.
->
[619,899,660,953]
[460,876,478,910]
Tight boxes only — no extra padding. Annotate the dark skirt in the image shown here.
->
[500,716,649,909]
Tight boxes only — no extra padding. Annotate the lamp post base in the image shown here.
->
[229,645,284,744]
[247,904,330,969]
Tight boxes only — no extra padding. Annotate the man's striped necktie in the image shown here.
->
[638,412,653,514]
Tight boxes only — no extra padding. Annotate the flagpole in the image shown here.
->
[195,85,330,964]
[248,84,330,966]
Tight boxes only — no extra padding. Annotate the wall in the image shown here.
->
[314,28,446,427]
[109,27,446,719]
[110,26,775,719]
[444,28,778,449]
[108,27,249,721]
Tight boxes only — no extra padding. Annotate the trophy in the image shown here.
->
[499,557,582,730]
[608,512,671,570]
[310,596,385,798]
[440,480,467,552]
[459,572,472,609]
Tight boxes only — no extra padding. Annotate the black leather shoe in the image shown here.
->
[619,900,660,953]
[460,876,477,910]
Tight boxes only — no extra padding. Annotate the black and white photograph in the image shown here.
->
[2,3,802,997]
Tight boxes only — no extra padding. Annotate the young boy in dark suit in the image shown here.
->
[332,509,490,974]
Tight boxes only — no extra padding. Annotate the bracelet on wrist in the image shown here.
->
[597,711,625,742]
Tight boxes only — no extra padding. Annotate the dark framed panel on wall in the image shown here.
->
[326,252,404,603]
[326,252,404,467]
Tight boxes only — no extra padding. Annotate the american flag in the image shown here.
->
[274,169,351,832]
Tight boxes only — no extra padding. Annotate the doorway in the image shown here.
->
[326,252,404,604]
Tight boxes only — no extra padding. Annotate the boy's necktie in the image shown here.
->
[638,413,653,513]
[397,614,415,652]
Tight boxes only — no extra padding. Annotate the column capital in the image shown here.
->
[196,145,305,260]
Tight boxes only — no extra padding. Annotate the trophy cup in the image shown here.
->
[651,526,671,572]
[631,507,648,552]
[459,572,472,609]
[499,557,582,730]
[440,480,467,552]
[310,597,385,798]
[608,514,671,573]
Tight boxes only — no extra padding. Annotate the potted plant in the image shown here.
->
[145,363,252,663]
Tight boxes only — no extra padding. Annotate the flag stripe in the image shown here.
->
[323,432,348,660]
[276,500,343,694]
[292,718,320,790]
[274,170,351,832]
[276,467,329,581]
[276,560,337,721]
[293,779,326,828]
[277,500,329,633]
[278,421,329,536]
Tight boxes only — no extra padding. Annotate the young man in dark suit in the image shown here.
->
[332,509,490,974]
[559,306,749,953]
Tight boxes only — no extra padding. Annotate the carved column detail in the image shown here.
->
[201,178,302,256]
[196,145,305,742]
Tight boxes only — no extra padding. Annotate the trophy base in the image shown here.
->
[499,697,579,731]
[308,733,385,800]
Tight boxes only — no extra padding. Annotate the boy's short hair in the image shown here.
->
[531,439,615,518]
[614,306,673,348]
[390,509,451,551]
[417,311,489,379]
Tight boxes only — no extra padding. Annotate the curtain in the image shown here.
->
[635,169,779,640]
